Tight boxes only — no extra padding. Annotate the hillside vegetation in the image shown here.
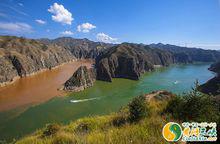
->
[16,85,219,144]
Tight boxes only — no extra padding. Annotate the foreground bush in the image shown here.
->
[42,123,61,137]
[128,95,150,122]
[165,82,220,122]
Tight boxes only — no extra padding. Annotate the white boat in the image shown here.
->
[174,81,179,84]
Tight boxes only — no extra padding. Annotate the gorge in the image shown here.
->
[0,36,219,142]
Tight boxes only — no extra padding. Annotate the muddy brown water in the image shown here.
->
[0,60,93,112]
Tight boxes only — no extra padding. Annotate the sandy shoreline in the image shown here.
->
[0,60,93,112]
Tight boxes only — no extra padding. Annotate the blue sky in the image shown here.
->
[0,0,220,49]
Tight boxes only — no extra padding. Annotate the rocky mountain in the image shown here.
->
[209,61,220,74]
[1,35,220,86]
[96,43,175,82]
[0,36,74,86]
[39,37,113,59]
[199,61,220,96]
[150,43,220,63]
[62,66,96,92]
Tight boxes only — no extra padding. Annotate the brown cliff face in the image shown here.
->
[96,43,175,82]
[209,62,220,75]
[0,36,74,85]
[199,62,220,96]
[62,66,96,92]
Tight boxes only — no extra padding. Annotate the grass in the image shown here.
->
[16,116,169,144]
[15,86,220,144]
[16,93,171,144]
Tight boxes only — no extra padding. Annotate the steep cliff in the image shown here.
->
[199,62,220,96]
[62,66,96,92]
[39,37,113,59]
[150,43,220,63]
[96,43,175,82]
[0,36,74,85]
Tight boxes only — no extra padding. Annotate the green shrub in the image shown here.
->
[128,95,149,123]
[165,81,220,122]
[164,96,184,119]
[76,122,90,133]
[42,123,61,137]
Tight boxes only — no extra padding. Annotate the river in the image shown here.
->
[0,63,214,142]
[0,60,92,112]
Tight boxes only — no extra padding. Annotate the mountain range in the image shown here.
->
[1,36,220,85]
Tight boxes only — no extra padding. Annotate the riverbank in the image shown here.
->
[0,63,214,142]
[0,59,78,88]
[0,60,93,112]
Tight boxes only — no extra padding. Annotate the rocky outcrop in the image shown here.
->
[144,90,175,102]
[199,62,220,96]
[150,43,220,63]
[0,36,74,86]
[39,37,113,59]
[62,66,96,92]
[96,43,175,82]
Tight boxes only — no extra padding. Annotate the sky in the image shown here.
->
[0,0,220,50]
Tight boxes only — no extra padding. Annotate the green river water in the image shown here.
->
[0,63,214,142]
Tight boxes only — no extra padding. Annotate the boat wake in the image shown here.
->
[174,80,180,84]
[70,97,101,103]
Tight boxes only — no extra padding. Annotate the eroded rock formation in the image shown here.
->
[0,36,74,86]
[62,66,96,92]
[95,43,175,82]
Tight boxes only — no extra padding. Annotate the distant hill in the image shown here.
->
[150,43,220,63]
[39,37,113,59]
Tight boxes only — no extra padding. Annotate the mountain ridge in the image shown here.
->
[1,35,220,86]
[150,43,220,63]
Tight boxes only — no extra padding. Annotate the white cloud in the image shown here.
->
[60,30,74,35]
[77,23,96,33]
[35,19,46,25]
[48,3,73,25]
[0,22,32,33]
[96,33,118,43]
[18,3,23,6]
[0,3,27,16]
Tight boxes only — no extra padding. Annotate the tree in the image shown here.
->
[129,95,149,122]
